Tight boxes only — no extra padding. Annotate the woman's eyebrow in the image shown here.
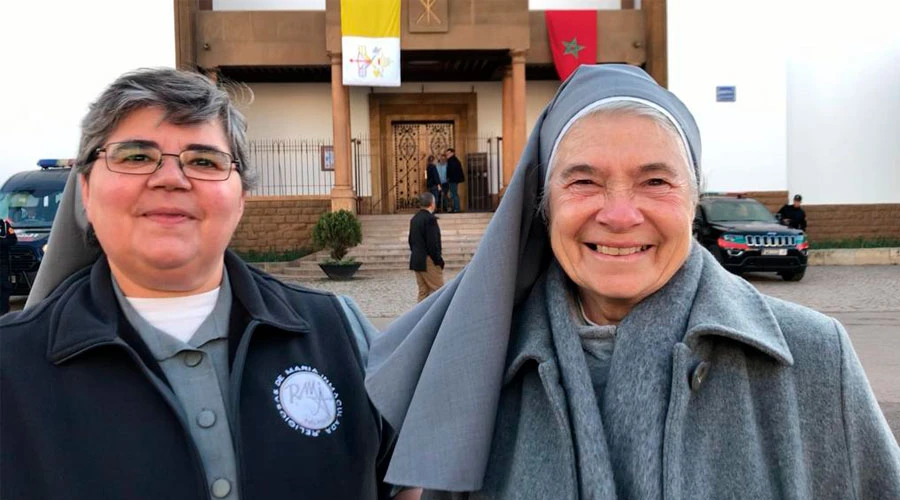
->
[638,162,681,177]
[556,163,596,181]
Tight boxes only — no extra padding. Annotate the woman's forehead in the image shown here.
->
[552,114,688,170]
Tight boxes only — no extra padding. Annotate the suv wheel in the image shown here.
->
[779,269,806,282]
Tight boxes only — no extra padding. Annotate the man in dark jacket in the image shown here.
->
[409,192,444,302]
[0,218,17,315]
[776,193,807,230]
[445,148,465,213]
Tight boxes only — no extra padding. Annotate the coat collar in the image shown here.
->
[46,251,311,364]
[504,242,793,381]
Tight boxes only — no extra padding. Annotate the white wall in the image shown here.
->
[241,83,334,140]
[0,0,175,186]
[668,0,788,193]
[785,0,900,204]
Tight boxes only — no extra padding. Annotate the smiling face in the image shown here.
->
[546,112,696,324]
[80,106,245,297]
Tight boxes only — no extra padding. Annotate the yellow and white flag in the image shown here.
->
[341,0,401,87]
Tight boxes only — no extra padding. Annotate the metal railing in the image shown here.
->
[248,135,502,213]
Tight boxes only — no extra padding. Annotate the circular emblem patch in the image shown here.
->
[273,365,342,437]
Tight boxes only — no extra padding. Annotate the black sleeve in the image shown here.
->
[425,217,443,267]
[798,209,807,230]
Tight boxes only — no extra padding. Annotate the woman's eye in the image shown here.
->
[646,178,669,187]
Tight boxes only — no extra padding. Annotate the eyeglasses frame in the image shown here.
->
[93,142,242,181]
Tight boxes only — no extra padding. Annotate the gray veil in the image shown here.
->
[364,64,702,491]
[25,170,100,308]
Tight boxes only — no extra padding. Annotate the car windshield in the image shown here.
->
[704,199,776,223]
[0,188,64,229]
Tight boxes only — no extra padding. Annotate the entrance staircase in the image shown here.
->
[271,212,493,280]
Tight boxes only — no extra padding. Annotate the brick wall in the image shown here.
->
[230,196,331,253]
[744,190,900,242]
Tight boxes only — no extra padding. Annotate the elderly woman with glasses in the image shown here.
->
[365,65,899,499]
[0,68,406,500]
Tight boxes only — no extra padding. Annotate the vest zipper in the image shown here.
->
[109,339,212,499]
[229,319,260,499]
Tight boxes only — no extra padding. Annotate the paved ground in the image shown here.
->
[290,265,900,443]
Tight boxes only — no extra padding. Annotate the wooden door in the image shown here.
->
[389,121,454,212]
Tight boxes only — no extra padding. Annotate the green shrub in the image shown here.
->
[311,209,363,262]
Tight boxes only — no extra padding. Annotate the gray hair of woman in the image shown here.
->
[75,67,257,191]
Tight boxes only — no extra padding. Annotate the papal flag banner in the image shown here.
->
[341,0,401,87]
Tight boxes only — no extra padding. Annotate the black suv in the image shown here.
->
[1,160,71,295]
[693,194,808,281]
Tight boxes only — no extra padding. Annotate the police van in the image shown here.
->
[0,160,72,295]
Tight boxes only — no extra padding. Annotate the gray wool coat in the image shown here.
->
[424,248,900,500]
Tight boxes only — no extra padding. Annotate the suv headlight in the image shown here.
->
[722,234,746,244]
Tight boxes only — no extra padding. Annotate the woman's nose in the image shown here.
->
[595,191,644,231]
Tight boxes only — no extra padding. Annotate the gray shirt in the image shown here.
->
[113,274,239,500]
[571,296,618,406]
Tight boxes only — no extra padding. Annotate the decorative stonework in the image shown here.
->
[408,0,449,33]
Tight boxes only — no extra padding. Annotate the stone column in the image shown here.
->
[329,53,357,213]
[501,67,514,191]
[510,50,527,180]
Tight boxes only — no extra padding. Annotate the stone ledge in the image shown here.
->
[808,248,900,266]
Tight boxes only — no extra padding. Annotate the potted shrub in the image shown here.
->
[311,209,363,280]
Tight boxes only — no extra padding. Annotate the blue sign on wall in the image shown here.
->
[716,86,736,102]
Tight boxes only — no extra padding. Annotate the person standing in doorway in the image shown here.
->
[445,147,465,213]
[777,194,808,230]
[408,192,444,302]
[0,218,17,315]
[425,155,442,211]
[435,153,450,213]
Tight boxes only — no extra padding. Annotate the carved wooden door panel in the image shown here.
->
[390,121,454,211]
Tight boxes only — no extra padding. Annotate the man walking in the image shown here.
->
[445,148,465,213]
[409,192,444,302]
[777,194,808,230]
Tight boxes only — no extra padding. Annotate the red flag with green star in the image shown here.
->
[545,10,597,81]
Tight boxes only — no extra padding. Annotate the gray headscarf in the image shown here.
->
[364,64,702,491]
[25,170,99,308]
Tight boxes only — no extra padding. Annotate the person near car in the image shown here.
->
[0,68,418,500]
[445,147,465,213]
[425,155,442,212]
[777,193,807,230]
[408,192,444,302]
[0,218,16,315]
[365,64,900,498]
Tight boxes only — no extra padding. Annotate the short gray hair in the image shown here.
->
[418,192,435,208]
[76,67,257,191]
[539,100,700,219]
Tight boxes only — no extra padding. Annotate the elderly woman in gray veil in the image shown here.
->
[365,65,899,499]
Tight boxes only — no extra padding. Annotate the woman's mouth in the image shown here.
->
[584,243,652,256]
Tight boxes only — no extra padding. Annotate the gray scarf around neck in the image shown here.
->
[515,246,703,499]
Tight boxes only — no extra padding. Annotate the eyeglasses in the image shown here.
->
[95,142,241,181]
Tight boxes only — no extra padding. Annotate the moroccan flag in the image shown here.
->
[545,10,598,81]
[341,0,401,87]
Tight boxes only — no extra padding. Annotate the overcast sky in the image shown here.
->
[0,1,175,185]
